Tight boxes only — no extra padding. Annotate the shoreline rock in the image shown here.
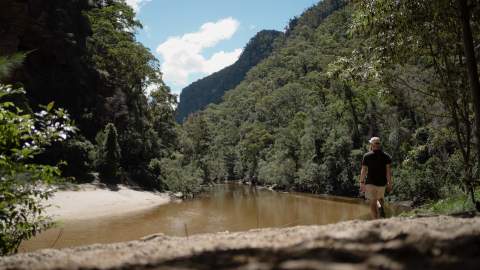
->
[2,215,480,270]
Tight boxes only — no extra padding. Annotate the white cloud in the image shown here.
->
[125,0,151,12]
[156,17,243,87]
[203,49,243,74]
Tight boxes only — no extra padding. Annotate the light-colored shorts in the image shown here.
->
[365,184,386,201]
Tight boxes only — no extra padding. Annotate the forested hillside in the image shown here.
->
[176,30,283,123]
[164,0,480,207]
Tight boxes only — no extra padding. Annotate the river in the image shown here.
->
[20,183,401,252]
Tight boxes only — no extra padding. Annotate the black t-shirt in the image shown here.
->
[361,150,392,186]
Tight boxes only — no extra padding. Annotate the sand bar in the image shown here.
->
[45,184,171,221]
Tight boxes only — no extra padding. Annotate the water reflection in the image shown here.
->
[20,184,373,252]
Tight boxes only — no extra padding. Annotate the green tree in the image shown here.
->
[96,123,122,184]
[238,123,273,180]
[153,153,203,196]
[181,113,212,180]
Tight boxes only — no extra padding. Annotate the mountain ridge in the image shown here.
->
[175,29,283,123]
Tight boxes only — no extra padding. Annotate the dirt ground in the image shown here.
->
[1,215,479,270]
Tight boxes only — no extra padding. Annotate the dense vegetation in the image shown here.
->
[83,1,176,188]
[0,0,177,188]
[167,0,480,209]
[176,30,283,123]
[0,0,176,254]
[0,54,75,255]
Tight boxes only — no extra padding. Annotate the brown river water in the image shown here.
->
[20,183,401,253]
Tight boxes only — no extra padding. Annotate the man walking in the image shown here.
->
[359,137,392,219]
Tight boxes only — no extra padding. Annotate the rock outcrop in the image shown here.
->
[1,215,479,270]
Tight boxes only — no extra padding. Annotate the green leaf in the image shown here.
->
[46,101,55,112]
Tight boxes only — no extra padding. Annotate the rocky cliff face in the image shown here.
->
[0,0,99,138]
[176,30,284,123]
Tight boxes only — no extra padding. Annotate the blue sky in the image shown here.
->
[127,0,319,95]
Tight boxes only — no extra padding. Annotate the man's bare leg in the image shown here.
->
[378,198,386,218]
[378,198,384,206]
[369,200,378,219]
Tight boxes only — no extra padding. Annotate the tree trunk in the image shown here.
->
[458,0,480,209]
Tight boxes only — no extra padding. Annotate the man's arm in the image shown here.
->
[359,165,367,192]
[386,164,392,192]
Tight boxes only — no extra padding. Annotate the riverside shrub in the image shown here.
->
[0,82,74,255]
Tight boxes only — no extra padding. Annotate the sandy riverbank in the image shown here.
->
[45,184,171,221]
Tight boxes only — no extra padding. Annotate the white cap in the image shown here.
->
[369,137,380,144]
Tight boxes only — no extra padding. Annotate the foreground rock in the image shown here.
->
[2,216,479,270]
